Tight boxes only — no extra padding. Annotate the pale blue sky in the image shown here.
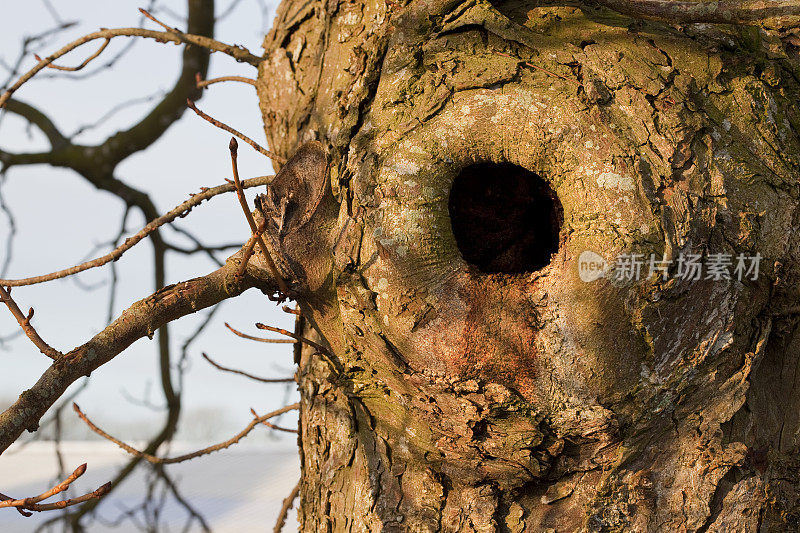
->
[0,0,298,442]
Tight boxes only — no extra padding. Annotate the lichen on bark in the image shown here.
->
[258,1,800,530]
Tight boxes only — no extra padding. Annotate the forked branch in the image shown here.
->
[34,38,110,72]
[72,403,299,464]
[229,137,289,294]
[0,25,260,109]
[250,408,298,434]
[0,174,274,287]
[0,464,110,516]
[0,286,62,359]
[0,255,278,455]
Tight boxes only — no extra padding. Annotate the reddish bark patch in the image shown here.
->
[456,273,541,399]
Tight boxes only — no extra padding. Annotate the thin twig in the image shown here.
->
[255,323,330,355]
[0,26,261,109]
[72,403,299,464]
[235,218,267,278]
[70,91,164,139]
[151,463,212,532]
[217,0,248,20]
[235,232,259,278]
[0,174,274,287]
[0,20,76,92]
[201,352,295,383]
[41,0,64,25]
[0,175,17,279]
[195,72,257,88]
[224,322,296,343]
[12,463,86,505]
[0,463,110,514]
[273,481,300,533]
[0,286,62,359]
[282,305,301,316]
[249,408,298,433]
[35,38,110,71]
[187,102,285,163]
[138,8,181,33]
[229,137,289,294]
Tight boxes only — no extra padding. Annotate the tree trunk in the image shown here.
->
[257,1,800,530]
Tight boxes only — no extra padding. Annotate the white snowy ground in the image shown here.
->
[0,440,300,532]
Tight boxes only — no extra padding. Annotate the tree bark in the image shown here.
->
[258,1,800,530]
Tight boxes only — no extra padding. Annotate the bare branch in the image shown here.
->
[150,464,212,532]
[593,0,800,27]
[186,101,286,163]
[217,0,248,21]
[35,38,110,72]
[0,174,273,287]
[72,403,299,464]
[0,286,62,359]
[2,99,67,148]
[0,25,260,109]
[229,138,289,294]
[69,92,164,139]
[0,176,16,279]
[34,3,155,84]
[0,20,76,90]
[256,323,331,355]
[235,218,267,278]
[6,463,86,506]
[1,0,215,188]
[273,481,300,533]
[0,257,276,454]
[250,408,298,434]
[195,72,257,88]
[0,463,110,514]
[201,352,295,383]
[225,321,296,344]
[139,8,182,32]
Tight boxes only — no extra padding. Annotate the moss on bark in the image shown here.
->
[258,1,800,530]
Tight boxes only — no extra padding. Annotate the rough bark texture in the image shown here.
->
[257,1,800,530]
